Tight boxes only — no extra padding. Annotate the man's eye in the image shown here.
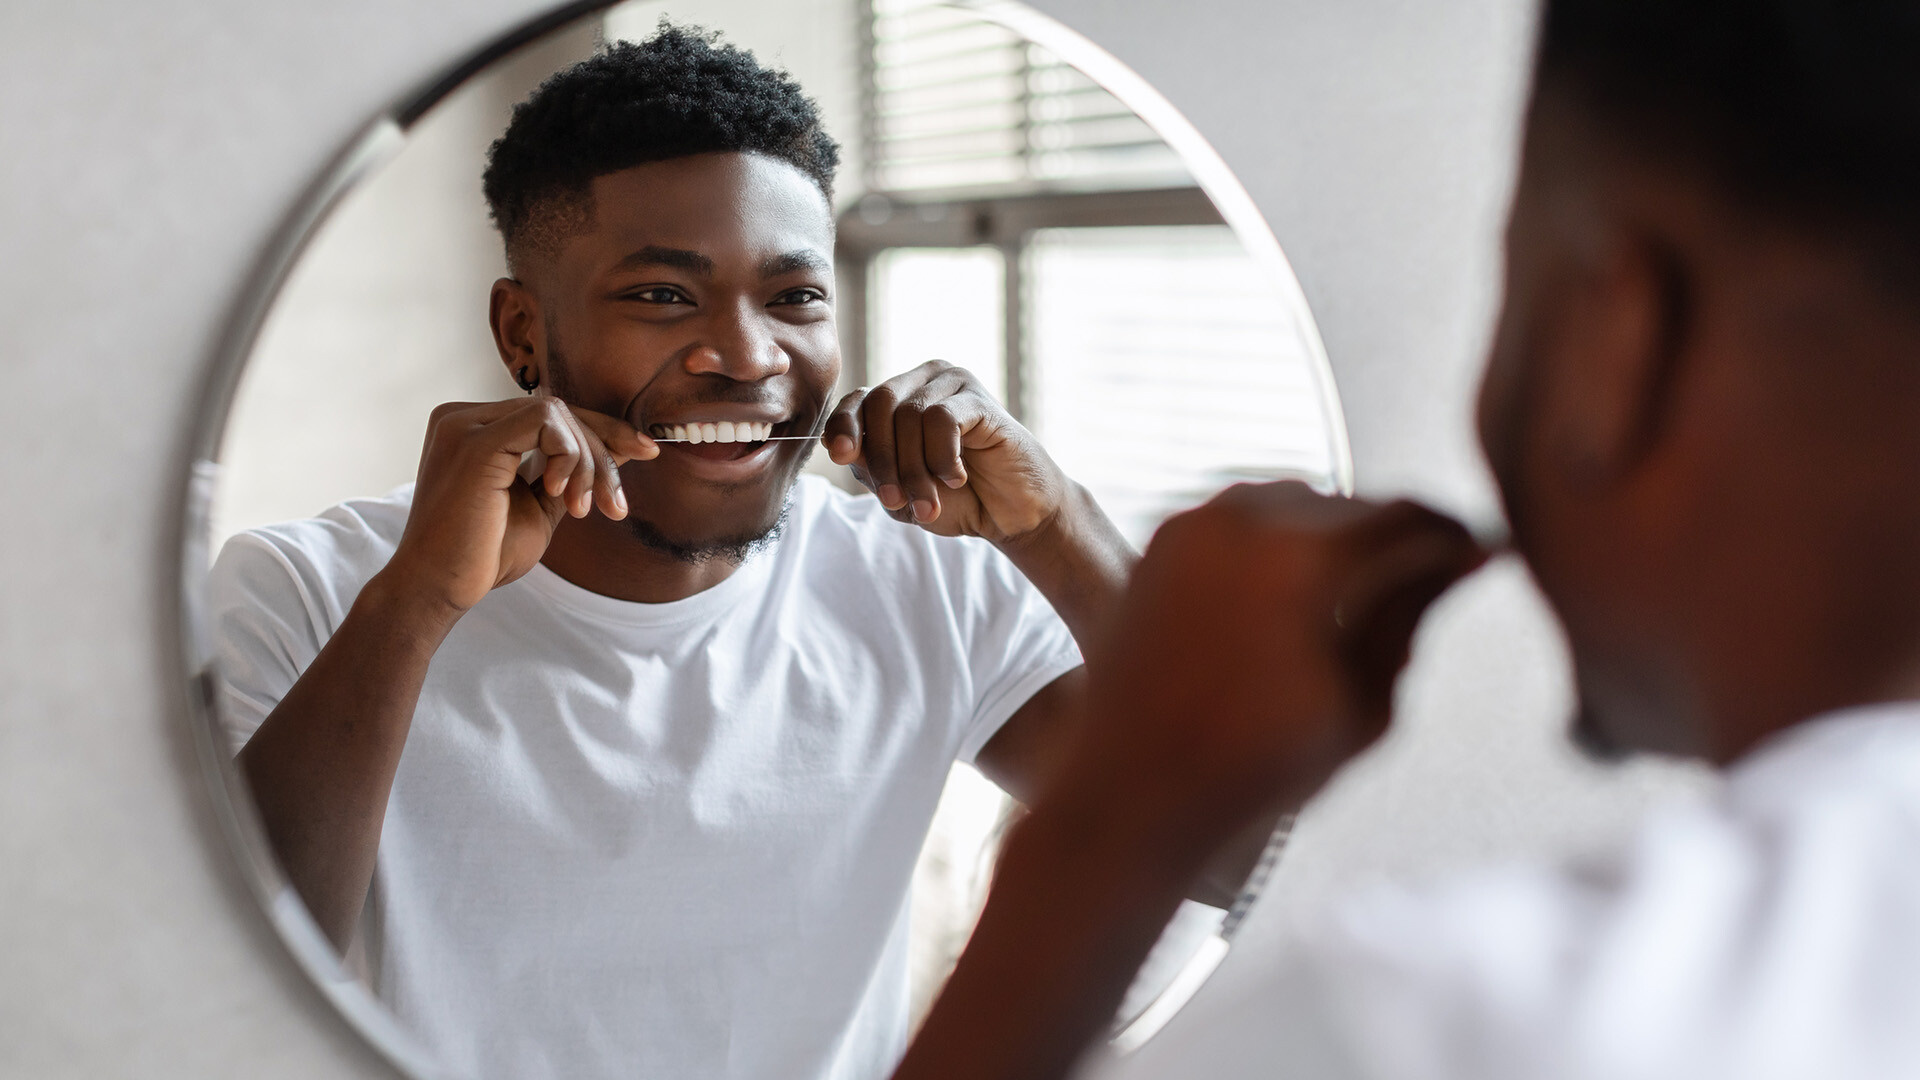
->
[628,287,687,304]
[775,288,826,306]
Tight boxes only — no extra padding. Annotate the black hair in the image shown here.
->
[482,23,840,270]
[1538,0,1920,268]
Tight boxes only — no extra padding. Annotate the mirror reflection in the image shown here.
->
[198,3,1345,1077]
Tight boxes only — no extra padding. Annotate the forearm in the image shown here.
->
[989,485,1272,908]
[995,481,1136,652]
[236,570,458,950]
[893,770,1206,1080]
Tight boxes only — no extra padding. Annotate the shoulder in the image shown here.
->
[208,485,413,617]
[1265,744,1920,1078]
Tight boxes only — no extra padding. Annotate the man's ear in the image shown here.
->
[490,277,544,387]
[1540,228,1693,489]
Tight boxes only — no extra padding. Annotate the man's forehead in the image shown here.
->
[585,152,835,251]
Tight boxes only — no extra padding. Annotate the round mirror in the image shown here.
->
[176,2,1350,1077]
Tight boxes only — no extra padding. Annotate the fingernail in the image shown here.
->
[944,474,966,489]
[913,499,936,522]
[830,436,854,461]
[879,484,904,508]
[614,487,628,513]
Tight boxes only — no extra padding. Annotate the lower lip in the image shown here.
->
[655,438,788,479]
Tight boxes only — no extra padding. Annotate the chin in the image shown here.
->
[1568,673,1704,764]
[1569,702,1634,764]
[617,453,804,559]
[621,483,794,565]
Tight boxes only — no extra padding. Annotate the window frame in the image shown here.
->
[834,185,1225,422]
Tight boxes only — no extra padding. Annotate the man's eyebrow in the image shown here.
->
[761,250,832,277]
[611,246,716,276]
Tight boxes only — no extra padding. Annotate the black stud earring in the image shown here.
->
[515,366,539,393]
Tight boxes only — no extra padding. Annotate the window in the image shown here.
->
[1026,225,1337,544]
[846,3,1339,1020]
[862,0,1188,195]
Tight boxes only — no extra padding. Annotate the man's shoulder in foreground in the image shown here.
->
[1095,703,1920,1080]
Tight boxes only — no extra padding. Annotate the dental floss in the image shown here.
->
[650,435,821,443]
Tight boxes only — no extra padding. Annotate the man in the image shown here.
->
[208,27,1139,1080]
[892,2,1920,1078]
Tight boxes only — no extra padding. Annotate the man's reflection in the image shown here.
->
[208,26,1134,1080]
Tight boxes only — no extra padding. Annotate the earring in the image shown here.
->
[515,366,539,393]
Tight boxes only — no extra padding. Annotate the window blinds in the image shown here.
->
[863,0,1191,195]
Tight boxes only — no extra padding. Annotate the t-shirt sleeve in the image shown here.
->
[204,531,336,756]
[950,540,1086,766]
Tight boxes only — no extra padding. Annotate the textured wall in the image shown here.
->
[0,1,1700,1076]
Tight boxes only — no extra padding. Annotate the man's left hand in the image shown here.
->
[823,361,1065,544]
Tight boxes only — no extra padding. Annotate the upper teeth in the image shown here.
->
[656,421,775,444]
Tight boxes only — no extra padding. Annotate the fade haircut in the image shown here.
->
[1538,0,1920,285]
[482,23,841,275]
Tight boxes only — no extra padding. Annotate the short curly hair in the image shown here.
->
[482,23,841,274]
[1539,0,1920,283]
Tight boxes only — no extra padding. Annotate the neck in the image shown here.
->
[1689,483,1920,765]
[539,513,743,604]
[1702,631,1920,766]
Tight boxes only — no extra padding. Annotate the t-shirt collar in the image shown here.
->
[513,516,789,629]
[1726,699,1920,812]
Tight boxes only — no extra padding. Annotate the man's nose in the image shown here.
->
[683,302,791,381]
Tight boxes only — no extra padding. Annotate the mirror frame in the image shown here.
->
[169,2,1353,1076]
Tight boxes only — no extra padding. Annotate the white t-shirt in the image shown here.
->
[207,475,1083,1080]
[1092,702,1920,1080]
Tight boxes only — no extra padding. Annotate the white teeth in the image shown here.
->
[660,420,777,442]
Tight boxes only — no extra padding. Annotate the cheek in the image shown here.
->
[572,318,682,390]
[785,324,842,392]
[1477,293,1535,512]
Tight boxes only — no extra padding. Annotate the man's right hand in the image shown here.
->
[887,483,1488,1080]
[381,396,657,616]
[236,396,652,952]
[1081,482,1488,842]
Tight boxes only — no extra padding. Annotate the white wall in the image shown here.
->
[0,2,1703,1077]
[214,19,597,545]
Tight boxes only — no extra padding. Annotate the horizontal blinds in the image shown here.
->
[865,0,1190,195]
[1027,226,1339,545]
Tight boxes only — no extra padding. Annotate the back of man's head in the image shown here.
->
[482,23,840,277]
[1537,0,1920,286]
[1484,0,1920,761]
